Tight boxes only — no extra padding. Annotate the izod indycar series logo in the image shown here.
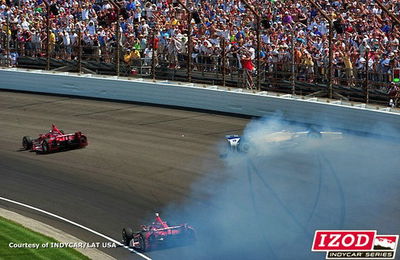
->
[312,230,398,259]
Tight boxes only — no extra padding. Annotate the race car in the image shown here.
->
[224,130,342,153]
[22,124,88,153]
[122,213,195,252]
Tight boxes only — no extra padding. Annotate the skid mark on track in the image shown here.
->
[320,153,346,228]
[150,189,162,207]
[148,167,175,178]
[246,162,277,258]
[202,128,244,136]
[306,153,323,224]
[247,158,312,237]
[6,98,71,109]
[138,115,206,126]
[73,108,127,117]
[0,196,152,260]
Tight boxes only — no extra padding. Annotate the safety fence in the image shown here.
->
[0,25,399,107]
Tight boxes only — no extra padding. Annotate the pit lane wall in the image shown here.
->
[1,68,399,135]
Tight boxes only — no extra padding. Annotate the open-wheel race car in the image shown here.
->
[122,213,196,252]
[22,124,88,153]
[223,129,342,154]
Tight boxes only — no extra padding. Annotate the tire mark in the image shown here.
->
[202,128,244,136]
[73,108,126,117]
[6,98,70,109]
[246,160,277,259]
[306,153,323,225]
[320,153,346,228]
[247,158,311,236]
[138,115,206,126]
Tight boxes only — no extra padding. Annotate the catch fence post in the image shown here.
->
[256,16,261,91]
[365,49,369,104]
[78,27,82,74]
[116,12,120,77]
[109,0,121,77]
[222,37,226,87]
[306,0,333,98]
[45,1,50,70]
[328,21,333,99]
[241,0,260,91]
[291,26,295,95]
[6,13,10,67]
[187,12,192,82]
[176,0,192,82]
[152,29,156,80]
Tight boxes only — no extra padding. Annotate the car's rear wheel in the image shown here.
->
[138,233,148,252]
[308,129,322,139]
[239,142,250,153]
[122,228,133,246]
[219,142,230,158]
[183,227,196,245]
[22,136,33,150]
[185,228,196,244]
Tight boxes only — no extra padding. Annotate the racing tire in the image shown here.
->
[138,233,148,252]
[41,140,49,154]
[239,142,250,153]
[22,136,33,150]
[79,136,87,145]
[184,228,196,245]
[219,143,230,158]
[122,228,133,246]
[307,129,322,139]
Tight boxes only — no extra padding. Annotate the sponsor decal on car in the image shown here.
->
[312,230,398,259]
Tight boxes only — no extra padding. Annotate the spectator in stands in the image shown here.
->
[241,52,255,89]
[388,82,400,107]
[0,0,399,98]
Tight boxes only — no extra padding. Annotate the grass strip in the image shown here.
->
[0,216,89,260]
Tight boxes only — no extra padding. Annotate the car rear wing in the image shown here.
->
[319,131,343,140]
[153,225,186,232]
[225,134,240,139]
[320,131,342,135]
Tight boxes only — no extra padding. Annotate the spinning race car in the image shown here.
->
[122,213,195,252]
[22,124,88,153]
[225,130,342,153]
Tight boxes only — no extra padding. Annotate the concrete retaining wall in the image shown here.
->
[1,68,399,135]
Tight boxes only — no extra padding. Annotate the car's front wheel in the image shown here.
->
[122,228,133,246]
[80,136,87,146]
[185,228,196,244]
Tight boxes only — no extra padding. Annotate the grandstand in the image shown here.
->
[0,0,400,106]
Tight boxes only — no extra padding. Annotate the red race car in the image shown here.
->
[122,213,196,252]
[22,124,88,153]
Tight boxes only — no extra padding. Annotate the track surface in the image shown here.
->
[0,91,248,259]
[0,91,399,260]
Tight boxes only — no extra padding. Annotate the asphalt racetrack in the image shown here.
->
[0,91,399,260]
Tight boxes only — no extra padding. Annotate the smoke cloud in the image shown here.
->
[160,117,400,260]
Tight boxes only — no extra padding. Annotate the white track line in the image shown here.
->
[0,196,152,260]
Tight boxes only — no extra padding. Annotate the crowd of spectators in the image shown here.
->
[0,0,400,95]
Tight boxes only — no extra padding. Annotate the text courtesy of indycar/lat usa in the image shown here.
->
[22,124,88,154]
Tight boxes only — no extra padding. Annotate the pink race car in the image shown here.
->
[22,124,88,153]
[122,213,196,252]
